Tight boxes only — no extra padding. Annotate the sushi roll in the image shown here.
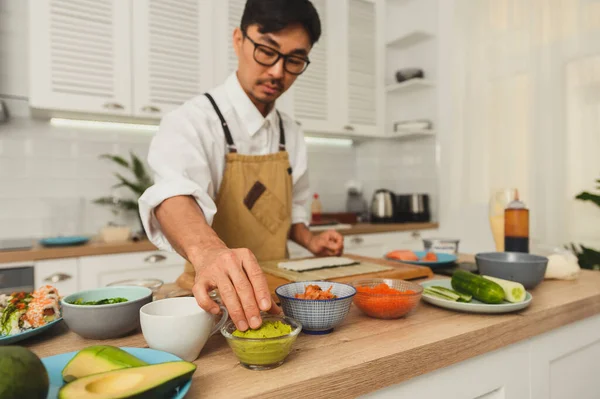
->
[25,285,61,328]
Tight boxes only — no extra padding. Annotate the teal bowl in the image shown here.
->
[61,286,153,339]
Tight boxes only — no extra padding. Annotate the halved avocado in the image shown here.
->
[58,361,196,399]
[62,346,148,382]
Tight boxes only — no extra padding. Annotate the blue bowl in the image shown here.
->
[275,281,356,335]
[61,286,153,339]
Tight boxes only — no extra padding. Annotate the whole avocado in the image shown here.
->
[0,346,49,399]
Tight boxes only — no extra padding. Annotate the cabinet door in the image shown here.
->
[132,0,214,119]
[291,0,338,132]
[79,251,186,290]
[35,259,79,296]
[344,0,382,136]
[29,0,132,115]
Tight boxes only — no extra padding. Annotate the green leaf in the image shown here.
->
[114,173,145,196]
[570,243,600,270]
[118,199,139,211]
[92,197,118,206]
[575,192,600,208]
[99,154,130,168]
[129,152,153,190]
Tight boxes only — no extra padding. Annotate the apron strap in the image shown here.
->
[204,93,237,153]
[276,110,286,152]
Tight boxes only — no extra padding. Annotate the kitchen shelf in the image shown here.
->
[387,30,433,50]
[386,78,435,94]
[389,129,436,139]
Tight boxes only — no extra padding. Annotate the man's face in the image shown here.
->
[233,23,312,108]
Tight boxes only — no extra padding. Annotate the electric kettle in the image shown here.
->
[370,189,395,223]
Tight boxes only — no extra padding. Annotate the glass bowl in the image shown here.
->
[220,314,302,370]
[350,278,423,319]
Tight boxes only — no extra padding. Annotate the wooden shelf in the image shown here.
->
[386,78,435,94]
[387,30,433,49]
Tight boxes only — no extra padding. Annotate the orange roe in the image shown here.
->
[354,283,419,319]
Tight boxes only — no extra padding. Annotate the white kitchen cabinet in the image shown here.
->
[343,0,384,136]
[363,340,531,399]
[78,251,186,290]
[34,258,79,296]
[294,0,384,136]
[29,0,132,115]
[132,0,214,119]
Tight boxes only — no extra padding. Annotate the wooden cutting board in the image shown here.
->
[176,254,433,298]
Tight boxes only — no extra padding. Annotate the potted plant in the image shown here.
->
[568,177,600,270]
[93,152,154,242]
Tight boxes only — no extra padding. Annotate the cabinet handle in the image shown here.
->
[343,125,355,131]
[44,273,72,283]
[145,254,166,263]
[103,102,125,110]
[411,231,422,239]
[141,105,161,113]
[350,236,364,244]
[295,120,302,126]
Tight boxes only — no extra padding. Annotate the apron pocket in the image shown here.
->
[244,181,287,234]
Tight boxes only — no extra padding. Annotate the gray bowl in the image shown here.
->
[61,286,153,339]
[475,252,549,289]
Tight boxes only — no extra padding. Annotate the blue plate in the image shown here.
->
[386,251,458,268]
[39,236,89,247]
[41,347,192,399]
[0,317,63,345]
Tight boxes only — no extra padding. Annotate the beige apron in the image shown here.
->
[179,93,293,287]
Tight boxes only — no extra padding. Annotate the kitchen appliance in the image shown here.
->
[395,194,431,223]
[346,181,369,221]
[370,189,396,223]
[0,238,34,251]
[0,264,34,295]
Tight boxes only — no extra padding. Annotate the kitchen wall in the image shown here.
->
[0,0,438,240]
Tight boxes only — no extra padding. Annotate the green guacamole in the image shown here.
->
[229,321,296,367]
[232,320,292,338]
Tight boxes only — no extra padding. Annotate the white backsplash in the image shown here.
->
[0,117,438,240]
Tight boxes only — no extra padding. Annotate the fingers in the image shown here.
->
[216,272,249,331]
[192,279,220,315]
[267,300,283,315]
[238,249,273,313]
[226,253,262,330]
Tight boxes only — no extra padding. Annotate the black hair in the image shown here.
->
[240,0,322,46]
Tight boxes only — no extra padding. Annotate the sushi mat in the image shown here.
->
[261,257,394,282]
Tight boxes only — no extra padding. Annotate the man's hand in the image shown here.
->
[190,246,281,332]
[307,230,344,257]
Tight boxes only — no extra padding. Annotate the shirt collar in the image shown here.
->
[225,73,278,137]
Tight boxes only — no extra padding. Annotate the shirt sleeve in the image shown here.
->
[138,111,217,252]
[289,126,311,227]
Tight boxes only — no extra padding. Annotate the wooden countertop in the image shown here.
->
[24,269,600,399]
[0,223,438,264]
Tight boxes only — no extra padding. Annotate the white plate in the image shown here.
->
[420,279,532,314]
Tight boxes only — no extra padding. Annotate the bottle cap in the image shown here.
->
[313,193,319,199]
[506,189,526,209]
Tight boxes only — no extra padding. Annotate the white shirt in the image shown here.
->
[138,73,310,252]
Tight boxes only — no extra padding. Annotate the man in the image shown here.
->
[139,0,344,333]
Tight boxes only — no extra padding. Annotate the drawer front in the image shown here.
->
[97,265,184,289]
[35,259,79,296]
[79,251,185,271]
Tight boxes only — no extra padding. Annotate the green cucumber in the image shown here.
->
[430,286,472,302]
[451,270,505,304]
[423,288,458,302]
[482,275,526,303]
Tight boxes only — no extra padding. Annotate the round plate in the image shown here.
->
[0,318,63,345]
[41,347,192,399]
[40,236,89,247]
[386,251,457,268]
[420,279,532,314]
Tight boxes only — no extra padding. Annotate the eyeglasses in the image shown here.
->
[243,33,311,75]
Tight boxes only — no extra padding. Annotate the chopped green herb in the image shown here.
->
[71,297,128,305]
